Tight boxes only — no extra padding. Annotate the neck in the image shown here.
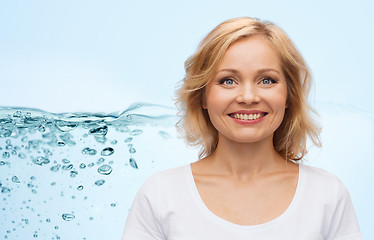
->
[207,134,288,180]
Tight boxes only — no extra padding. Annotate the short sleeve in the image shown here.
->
[121,176,166,240]
[326,180,363,240]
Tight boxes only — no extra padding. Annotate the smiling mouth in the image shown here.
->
[228,112,268,120]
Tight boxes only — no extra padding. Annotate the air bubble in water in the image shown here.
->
[89,126,108,136]
[2,187,11,193]
[50,164,61,172]
[97,165,112,175]
[77,185,84,191]
[124,137,132,143]
[18,153,26,159]
[62,158,70,164]
[62,164,73,171]
[130,129,143,136]
[12,176,20,183]
[94,180,105,186]
[129,158,138,169]
[32,156,50,166]
[61,213,75,221]
[159,130,171,139]
[82,147,97,155]
[2,152,10,159]
[101,147,114,156]
[79,163,86,169]
[129,147,136,154]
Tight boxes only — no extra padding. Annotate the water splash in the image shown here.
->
[0,102,178,239]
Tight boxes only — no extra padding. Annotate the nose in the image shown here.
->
[235,83,260,104]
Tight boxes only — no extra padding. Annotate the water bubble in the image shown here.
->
[62,164,73,171]
[96,157,105,165]
[2,187,11,193]
[89,126,108,136]
[62,158,70,164]
[32,156,50,166]
[82,147,97,155]
[5,139,11,145]
[6,144,13,150]
[11,176,20,183]
[129,147,136,154]
[43,148,52,156]
[0,128,12,137]
[110,203,116,207]
[0,161,5,166]
[30,176,36,180]
[94,179,105,186]
[61,213,75,221]
[21,136,28,142]
[129,158,138,169]
[38,125,46,132]
[79,163,86,169]
[111,140,117,144]
[87,162,94,168]
[50,164,61,172]
[130,129,143,136]
[33,233,38,237]
[46,218,51,222]
[97,165,112,175]
[18,153,26,159]
[27,183,34,188]
[159,130,171,139]
[70,171,78,178]
[2,152,10,159]
[57,141,65,146]
[101,147,114,156]
[124,137,133,143]
[11,150,17,155]
[77,185,84,191]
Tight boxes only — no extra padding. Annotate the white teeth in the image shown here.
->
[233,113,262,120]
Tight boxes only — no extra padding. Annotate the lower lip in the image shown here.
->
[229,115,266,125]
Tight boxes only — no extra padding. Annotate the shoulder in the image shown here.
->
[300,164,350,201]
[136,164,190,198]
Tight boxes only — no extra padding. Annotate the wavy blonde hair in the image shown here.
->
[175,17,321,161]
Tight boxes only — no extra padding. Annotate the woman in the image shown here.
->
[122,17,362,239]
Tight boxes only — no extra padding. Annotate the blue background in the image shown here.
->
[1,0,373,239]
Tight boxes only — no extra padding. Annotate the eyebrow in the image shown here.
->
[216,68,281,75]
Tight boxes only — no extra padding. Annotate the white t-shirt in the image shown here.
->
[122,163,363,240]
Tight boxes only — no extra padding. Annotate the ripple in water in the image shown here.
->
[0,102,177,239]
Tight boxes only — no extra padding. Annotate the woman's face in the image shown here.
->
[203,36,288,144]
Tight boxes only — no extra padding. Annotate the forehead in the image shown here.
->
[217,36,282,73]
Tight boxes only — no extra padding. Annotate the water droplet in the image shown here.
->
[61,213,75,221]
[101,147,114,156]
[2,152,10,159]
[46,218,51,222]
[77,185,84,191]
[130,129,143,136]
[94,180,105,186]
[97,165,112,175]
[129,158,138,169]
[12,176,20,183]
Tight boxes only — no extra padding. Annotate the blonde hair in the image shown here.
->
[175,17,321,161]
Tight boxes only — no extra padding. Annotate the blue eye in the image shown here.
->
[220,78,234,85]
[261,78,276,85]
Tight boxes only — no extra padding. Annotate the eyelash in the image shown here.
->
[219,77,277,86]
[219,78,235,85]
[260,77,277,85]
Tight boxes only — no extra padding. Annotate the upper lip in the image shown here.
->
[228,110,267,115]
